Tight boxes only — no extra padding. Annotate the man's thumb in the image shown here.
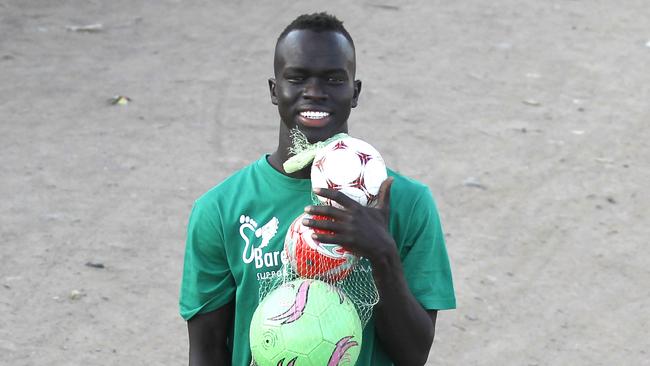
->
[376,177,394,212]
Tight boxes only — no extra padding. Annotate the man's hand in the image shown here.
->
[302,177,396,263]
[303,177,437,365]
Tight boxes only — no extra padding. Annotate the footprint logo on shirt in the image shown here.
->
[239,215,279,264]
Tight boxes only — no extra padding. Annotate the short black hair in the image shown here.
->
[277,12,354,49]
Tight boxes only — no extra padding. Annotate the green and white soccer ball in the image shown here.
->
[250,279,362,366]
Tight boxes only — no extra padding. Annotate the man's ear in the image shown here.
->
[268,78,278,105]
[351,79,362,108]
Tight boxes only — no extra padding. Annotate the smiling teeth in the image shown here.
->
[300,111,330,119]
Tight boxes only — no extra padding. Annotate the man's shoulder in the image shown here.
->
[195,157,263,206]
[386,168,440,217]
[387,168,430,196]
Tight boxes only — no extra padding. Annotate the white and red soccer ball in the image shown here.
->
[284,213,357,281]
[311,137,387,207]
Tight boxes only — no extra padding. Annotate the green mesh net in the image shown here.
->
[251,129,380,366]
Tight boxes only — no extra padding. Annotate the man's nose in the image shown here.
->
[303,78,327,100]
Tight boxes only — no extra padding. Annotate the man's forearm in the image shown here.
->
[187,303,235,366]
[372,250,436,365]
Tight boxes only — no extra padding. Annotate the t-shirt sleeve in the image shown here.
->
[179,200,236,320]
[400,187,456,310]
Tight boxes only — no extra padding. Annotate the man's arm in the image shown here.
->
[305,178,438,365]
[372,249,438,365]
[187,301,234,366]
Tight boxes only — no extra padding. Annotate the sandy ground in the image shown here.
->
[1,1,649,365]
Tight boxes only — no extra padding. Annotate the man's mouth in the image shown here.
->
[298,110,331,127]
[300,111,330,119]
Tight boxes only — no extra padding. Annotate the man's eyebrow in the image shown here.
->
[282,67,308,74]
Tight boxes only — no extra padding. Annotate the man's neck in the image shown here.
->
[269,123,311,179]
[267,151,311,179]
[269,122,348,179]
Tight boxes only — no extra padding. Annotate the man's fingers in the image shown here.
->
[313,188,358,209]
[304,204,349,220]
[302,216,340,232]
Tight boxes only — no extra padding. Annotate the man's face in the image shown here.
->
[269,30,361,143]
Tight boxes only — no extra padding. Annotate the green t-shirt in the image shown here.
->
[179,155,456,365]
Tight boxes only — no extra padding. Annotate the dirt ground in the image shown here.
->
[1,1,649,365]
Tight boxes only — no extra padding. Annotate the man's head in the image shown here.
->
[269,13,361,144]
[275,13,356,75]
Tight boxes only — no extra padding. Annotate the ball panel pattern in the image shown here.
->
[311,137,387,207]
[284,213,357,281]
[250,280,363,366]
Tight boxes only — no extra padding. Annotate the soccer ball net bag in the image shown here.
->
[251,132,387,366]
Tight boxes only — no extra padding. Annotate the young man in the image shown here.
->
[180,13,456,366]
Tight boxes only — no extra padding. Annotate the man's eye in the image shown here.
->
[327,77,345,84]
[286,76,305,83]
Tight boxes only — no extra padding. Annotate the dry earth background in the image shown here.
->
[1,1,649,365]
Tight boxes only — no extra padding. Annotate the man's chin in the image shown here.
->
[299,128,340,144]
[297,114,332,128]
[296,123,347,144]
